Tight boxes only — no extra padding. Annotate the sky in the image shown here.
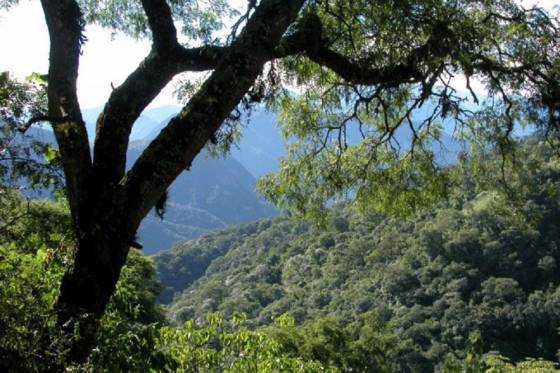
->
[0,0,558,109]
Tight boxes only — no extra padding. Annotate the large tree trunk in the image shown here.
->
[44,197,138,368]
[54,230,131,365]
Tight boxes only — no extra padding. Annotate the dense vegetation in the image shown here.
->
[0,191,165,371]
[0,192,343,372]
[3,121,560,370]
[157,140,560,372]
[3,73,560,371]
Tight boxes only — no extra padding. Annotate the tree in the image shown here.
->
[2,0,559,367]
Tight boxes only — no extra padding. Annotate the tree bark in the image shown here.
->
[124,0,305,223]
[53,227,131,365]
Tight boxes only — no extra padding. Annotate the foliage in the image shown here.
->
[443,333,560,373]
[155,224,256,303]
[444,354,560,373]
[160,140,560,372]
[0,72,61,192]
[0,193,341,372]
[0,194,167,371]
[88,250,168,372]
[77,0,234,45]
[264,312,396,372]
[3,0,560,369]
[3,140,560,371]
[0,192,72,372]
[483,356,560,373]
[156,313,336,372]
[258,0,560,220]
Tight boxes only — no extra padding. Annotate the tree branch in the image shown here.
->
[17,114,70,133]
[274,16,452,87]
[40,0,92,231]
[307,47,425,86]
[92,0,227,190]
[123,0,306,229]
[140,0,178,50]
[92,45,227,188]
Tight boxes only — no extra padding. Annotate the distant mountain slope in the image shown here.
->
[2,125,59,199]
[85,103,464,180]
[158,197,560,372]
[15,121,277,254]
[83,102,469,178]
[127,141,276,254]
[153,222,265,303]
[82,106,161,142]
[143,105,286,178]
[65,105,283,253]
[230,109,285,177]
[142,105,182,123]
[84,104,286,179]
[59,104,463,254]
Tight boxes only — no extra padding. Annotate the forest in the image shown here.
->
[2,0,560,371]
[158,140,560,372]
[4,130,560,372]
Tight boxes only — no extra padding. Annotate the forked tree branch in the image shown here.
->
[123,0,306,228]
[92,44,227,187]
[17,114,70,133]
[92,0,227,189]
[277,16,454,86]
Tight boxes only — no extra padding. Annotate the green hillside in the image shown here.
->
[156,141,560,372]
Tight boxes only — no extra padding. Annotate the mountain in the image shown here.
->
[127,141,276,254]
[230,109,285,177]
[82,106,162,142]
[142,105,286,178]
[84,104,285,178]
[38,103,463,254]
[68,105,284,253]
[84,103,465,179]
[14,117,278,254]
[2,124,59,199]
[142,105,182,123]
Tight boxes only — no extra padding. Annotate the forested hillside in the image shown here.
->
[0,191,346,372]
[5,98,560,371]
[157,140,560,372]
